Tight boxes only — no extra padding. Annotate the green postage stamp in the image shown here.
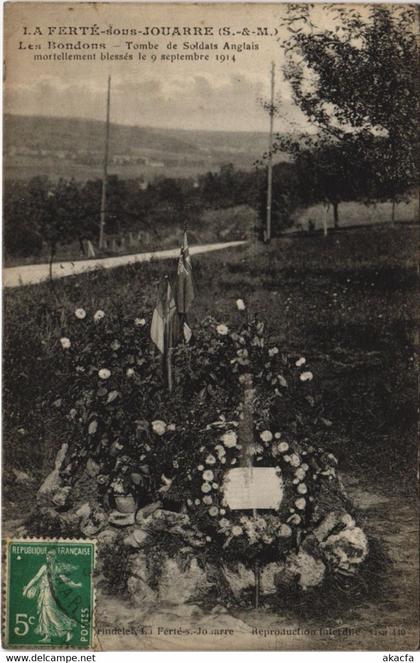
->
[4,539,95,648]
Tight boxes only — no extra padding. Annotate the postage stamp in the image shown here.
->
[4,539,95,648]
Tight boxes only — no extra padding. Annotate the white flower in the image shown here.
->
[219,518,230,528]
[274,432,281,439]
[187,498,193,506]
[278,442,289,453]
[75,308,86,319]
[93,310,105,322]
[295,497,306,510]
[69,408,77,418]
[60,337,71,349]
[206,535,212,542]
[232,525,243,536]
[212,482,219,489]
[236,299,246,311]
[126,368,135,378]
[297,483,308,495]
[295,357,306,367]
[206,454,216,465]
[216,324,229,336]
[209,506,219,516]
[300,371,313,382]
[197,464,204,471]
[201,482,212,493]
[290,453,301,467]
[134,318,146,327]
[288,513,301,525]
[203,495,213,505]
[268,347,279,357]
[295,467,306,480]
[167,423,176,431]
[202,470,214,481]
[111,340,121,351]
[279,524,292,538]
[152,420,166,436]
[215,444,226,457]
[260,430,273,443]
[98,368,111,380]
[221,431,237,448]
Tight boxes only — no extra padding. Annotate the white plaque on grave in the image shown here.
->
[223,467,283,510]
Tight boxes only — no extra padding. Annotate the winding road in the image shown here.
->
[3,240,247,288]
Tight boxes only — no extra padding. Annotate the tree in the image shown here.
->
[278,4,418,216]
[25,178,91,283]
[277,132,379,228]
[3,180,43,258]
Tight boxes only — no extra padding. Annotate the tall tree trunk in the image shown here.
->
[48,243,58,299]
[333,202,339,229]
[323,203,329,237]
[49,243,56,284]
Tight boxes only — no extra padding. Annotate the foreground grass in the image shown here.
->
[3,225,418,498]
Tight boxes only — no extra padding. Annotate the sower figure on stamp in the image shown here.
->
[22,549,81,644]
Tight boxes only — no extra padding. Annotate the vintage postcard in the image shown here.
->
[2,1,419,652]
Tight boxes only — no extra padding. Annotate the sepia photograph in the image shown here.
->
[2,1,419,652]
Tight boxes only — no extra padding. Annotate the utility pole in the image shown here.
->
[265,62,275,243]
[99,75,111,250]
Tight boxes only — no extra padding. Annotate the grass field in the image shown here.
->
[292,197,418,230]
[4,223,418,491]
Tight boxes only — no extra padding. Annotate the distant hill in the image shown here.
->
[4,114,287,182]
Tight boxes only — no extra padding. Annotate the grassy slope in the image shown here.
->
[3,225,418,495]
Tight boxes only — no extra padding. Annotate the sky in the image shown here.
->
[4,2,316,133]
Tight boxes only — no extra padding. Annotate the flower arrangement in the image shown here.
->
[51,305,339,566]
[172,417,338,562]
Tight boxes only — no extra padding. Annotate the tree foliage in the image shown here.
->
[4,166,265,260]
[274,4,418,216]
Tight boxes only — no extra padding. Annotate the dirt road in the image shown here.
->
[3,241,247,288]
